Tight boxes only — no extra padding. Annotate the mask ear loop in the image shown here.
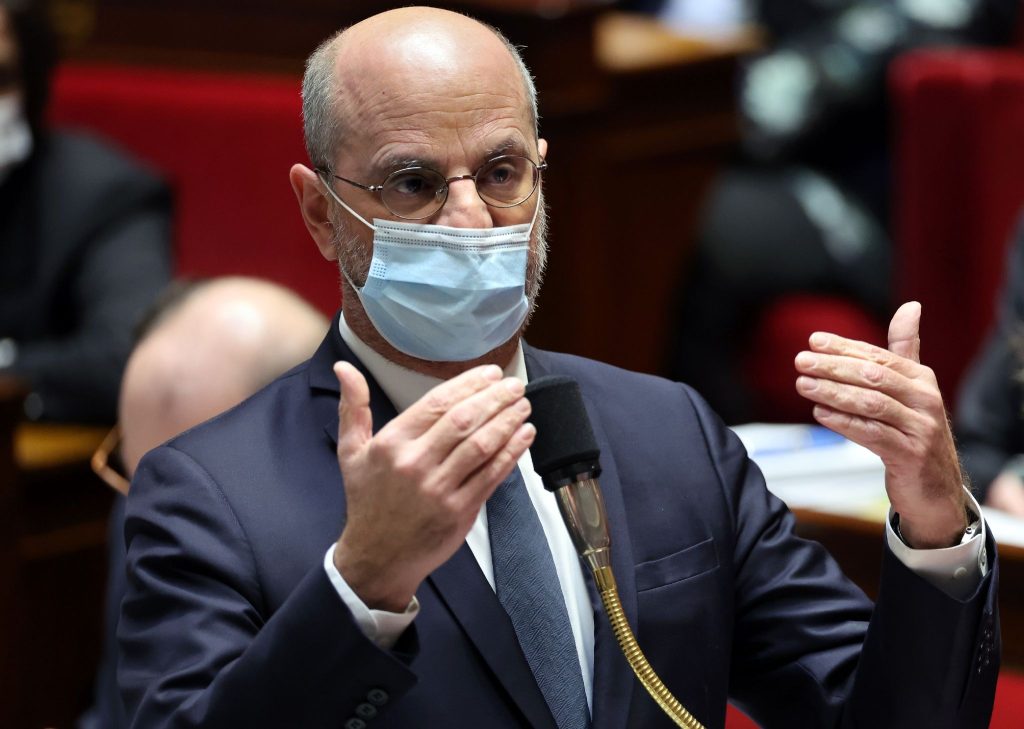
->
[526,188,542,233]
[318,171,376,230]
[318,171,375,292]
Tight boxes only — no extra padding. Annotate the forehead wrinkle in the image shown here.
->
[357,100,529,173]
[357,87,523,124]
[368,121,529,177]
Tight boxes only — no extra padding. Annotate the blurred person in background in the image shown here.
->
[80,276,328,729]
[957,211,1024,518]
[658,0,1020,423]
[0,0,171,423]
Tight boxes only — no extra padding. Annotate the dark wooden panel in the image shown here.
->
[0,378,28,729]
[529,47,739,374]
[51,0,604,76]
[0,382,113,728]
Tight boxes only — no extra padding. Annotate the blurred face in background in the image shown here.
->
[0,5,33,181]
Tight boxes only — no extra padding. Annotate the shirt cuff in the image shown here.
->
[886,486,989,601]
[323,543,419,649]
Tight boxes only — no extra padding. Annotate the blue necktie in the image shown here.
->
[487,467,590,729]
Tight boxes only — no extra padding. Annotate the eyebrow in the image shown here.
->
[369,153,435,179]
[481,137,530,160]
[369,136,534,179]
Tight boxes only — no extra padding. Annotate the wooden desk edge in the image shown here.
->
[14,423,110,471]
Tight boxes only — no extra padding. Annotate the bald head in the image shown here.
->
[302,6,538,172]
[291,7,548,379]
[118,277,328,476]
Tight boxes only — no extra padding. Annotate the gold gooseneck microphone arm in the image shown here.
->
[523,374,705,728]
[554,477,705,729]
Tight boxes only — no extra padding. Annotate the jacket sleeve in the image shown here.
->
[10,192,172,423]
[686,387,999,728]
[118,444,418,729]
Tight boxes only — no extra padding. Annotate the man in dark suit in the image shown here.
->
[119,7,998,728]
[0,0,172,423]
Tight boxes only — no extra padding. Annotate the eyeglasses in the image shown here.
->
[91,426,130,495]
[318,154,547,221]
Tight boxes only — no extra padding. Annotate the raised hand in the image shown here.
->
[332,361,535,610]
[794,302,967,548]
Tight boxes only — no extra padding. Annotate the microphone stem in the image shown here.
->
[553,478,705,727]
[593,566,706,729]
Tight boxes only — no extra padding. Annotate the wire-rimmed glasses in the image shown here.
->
[318,154,547,220]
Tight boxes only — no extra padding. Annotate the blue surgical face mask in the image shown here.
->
[323,180,537,362]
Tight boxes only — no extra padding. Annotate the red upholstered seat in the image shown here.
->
[891,48,1024,408]
[744,295,887,424]
[992,668,1024,728]
[725,703,759,727]
[49,64,339,316]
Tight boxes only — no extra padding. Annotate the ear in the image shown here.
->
[290,164,337,261]
[538,138,548,161]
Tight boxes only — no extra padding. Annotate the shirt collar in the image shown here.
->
[338,311,528,413]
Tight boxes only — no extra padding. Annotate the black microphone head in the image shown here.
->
[524,375,601,491]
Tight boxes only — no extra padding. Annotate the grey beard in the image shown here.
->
[328,206,372,292]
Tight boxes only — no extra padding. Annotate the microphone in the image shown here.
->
[524,375,611,576]
[524,374,705,729]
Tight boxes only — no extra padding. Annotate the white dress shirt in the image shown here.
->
[325,313,594,708]
[324,313,987,707]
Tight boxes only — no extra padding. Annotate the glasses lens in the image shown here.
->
[475,156,538,208]
[382,168,448,219]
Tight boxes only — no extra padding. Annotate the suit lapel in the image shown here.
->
[309,319,558,729]
[306,319,398,445]
[429,546,559,729]
[525,344,638,729]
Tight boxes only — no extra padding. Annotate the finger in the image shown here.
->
[807,331,926,381]
[420,377,527,461]
[389,364,504,439]
[795,375,917,432]
[431,393,532,484]
[888,301,922,363]
[810,404,911,457]
[336,362,373,462]
[794,351,934,410]
[449,422,536,512]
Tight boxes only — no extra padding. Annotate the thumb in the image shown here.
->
[888,301,922,363]
[335,361,373,461]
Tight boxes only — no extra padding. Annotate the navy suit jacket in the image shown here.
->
[119,316,999,728]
